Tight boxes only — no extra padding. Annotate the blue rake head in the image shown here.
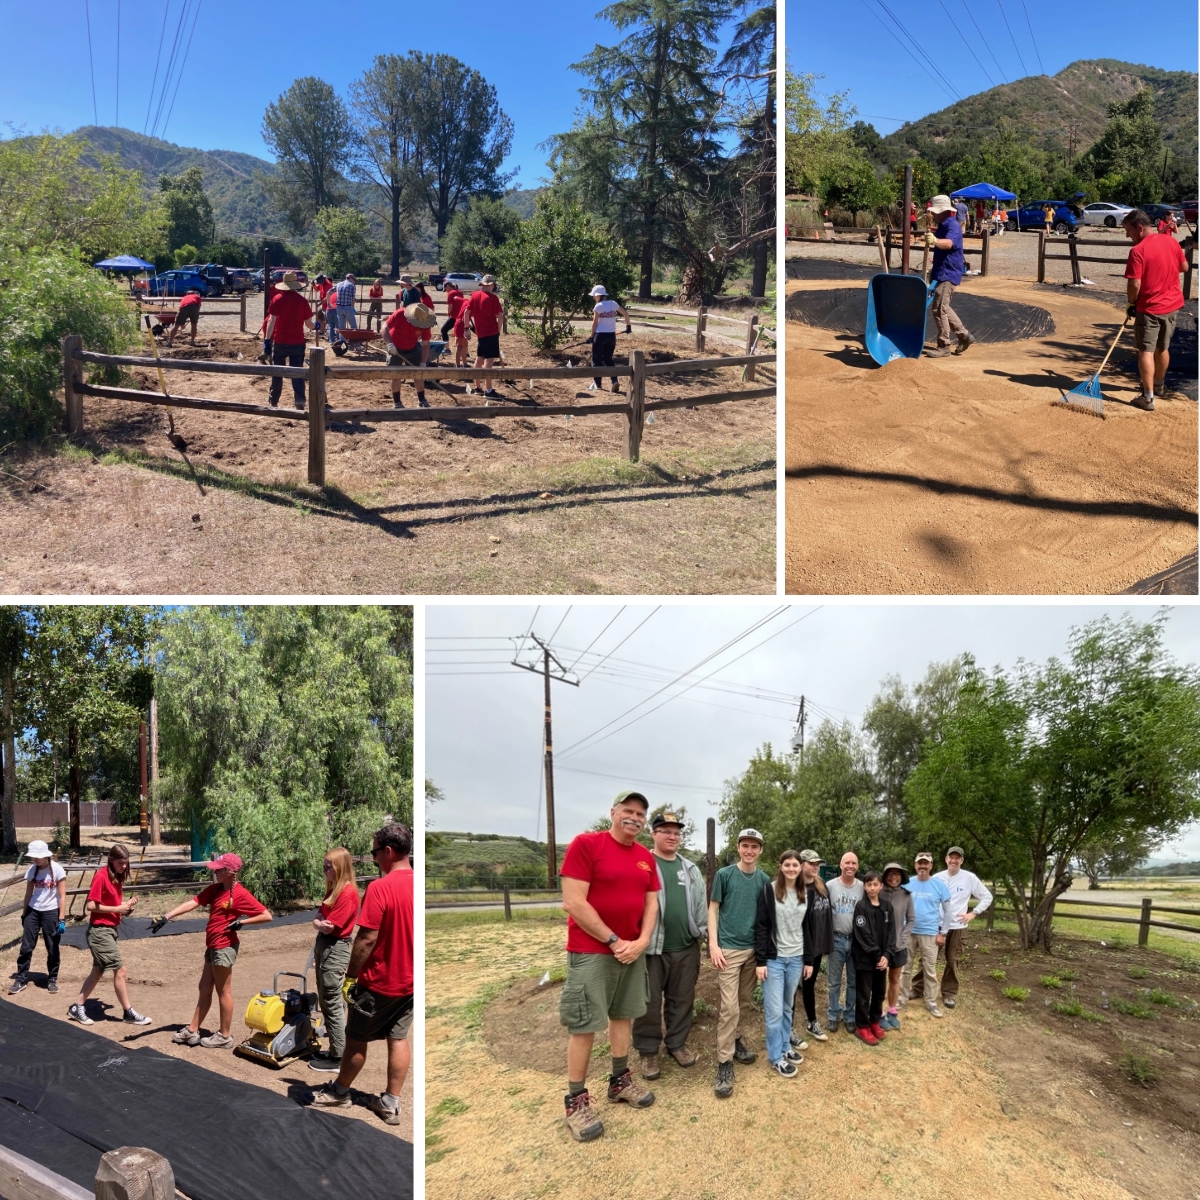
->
[1060,373,1106,417]
[1067,374,1103,400]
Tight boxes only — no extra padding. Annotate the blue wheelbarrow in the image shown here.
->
[864,273,936,366]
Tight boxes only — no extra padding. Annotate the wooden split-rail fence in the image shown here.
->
[788,223,992,276]
[1037,229,1194,299]
[984,893,1200,946]
[61,336,775,487]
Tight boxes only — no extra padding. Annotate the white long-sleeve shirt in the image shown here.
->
[934,868,992,932]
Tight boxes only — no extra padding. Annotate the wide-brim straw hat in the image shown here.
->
[404,303,437,329]
[274,271,303,291]
[480,275,497,287]
[929,194,955,215]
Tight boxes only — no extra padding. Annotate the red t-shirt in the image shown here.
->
[87,869,124,928]
[178,293,201,311]
[453,307,470,339]
[369,285,384,299]
[195,881,266,950]
[445,288,465,320]
[319,883,360,940]
[385,308,431,352]
[268,290,313,345]
[466,289,503,338]
[560,831,660,955]
[1125,234,1187,315]
[355,867,413,997]
[315,281,334,303]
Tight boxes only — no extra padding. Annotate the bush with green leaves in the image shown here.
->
[441,196,521,274]
[309,206,384,279]
[0,243,137,443]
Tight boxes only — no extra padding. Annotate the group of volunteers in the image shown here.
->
[9,823,413,1128]
[556,793,992,1143]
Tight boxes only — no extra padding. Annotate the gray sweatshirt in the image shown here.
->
[827,877,864,936]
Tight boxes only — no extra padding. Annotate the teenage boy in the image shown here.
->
[466,276,504,398]
[851,870,895,1045]
[904,851,953,1017]
[825,852,863,1034]
[933,847,992,1008]
[264,271,316,409]
[708,829,771,1098]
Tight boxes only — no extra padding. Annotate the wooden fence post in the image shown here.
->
[1138,896,1152,947]
[61,334,83,436]
[875,226,888,273]
[95,1147,175,1200]
[1037,229,1046,283]
[1067,234,1081,285]
[980,228,990,276]
[307,348,326,487]
[694,304,707,352]
[503,886,512,921]
[1184,239,1194,301]
[986,902,996,932]
[626,348,646,462]
[743,314,759,382]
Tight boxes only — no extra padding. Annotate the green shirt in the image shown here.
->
[711,863,771,949]
[654,854,693,952]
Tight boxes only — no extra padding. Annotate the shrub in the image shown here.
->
[309,206,383,279]
[1114,998,1154,1019]
[692,997,712,1017]
[0,243,137,443]
[1040,975,1063,989]
[1145,987,1181,1007]
[1053,998,1084,1017]
[1057,968,1079,982]
[1119,1050,1157,1085]
[1002,986,1030,1002]
[1128,966,1149,980]
[441,196,521,274]
[989,969,1007,981]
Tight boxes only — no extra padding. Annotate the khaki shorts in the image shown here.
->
[204,946,238,969]
[1134,308,1180,353]
[559,951,648,1035]
[87,925,123,972]
[345,986,413,1042]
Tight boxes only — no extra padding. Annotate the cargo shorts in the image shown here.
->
[558,951,648,1035]
[86,925,123,972]
[345,985,413,1042]
[1134,308,1180,353]
[204,946,238,969]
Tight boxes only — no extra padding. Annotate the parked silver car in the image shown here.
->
[1081,201,1134,228]
[441,271,486,293]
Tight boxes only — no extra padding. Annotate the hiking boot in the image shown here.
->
[927,1005,945,1019]
[367,1093,401,1126]
[770,1059,798,1078]
[607,1069,654,1108]
[639,1054,660,1080]
[870,1022,888,1040]
[954,333,977,355]
[826,1018,839,1034]
[733,1038,756,1065]
[844,1024,856,1034]
[1131,394,1155,411]
[714,1060,734,1099]
[8,980,25,995]
[199,1032,233,1048]
[172,1027,200,1046]
[46,981,58,994]
[564,1091,603,1142]
[123,1009,151,1026]
[67,1003,93,1025]
[854,1026,879,1046]
[944,997,956,1009]
[668,1047,697,1068]
[924,346,953,358]
[806,1021,828,1042]
[311,1083,352,1110]
[784,1047,804,1065]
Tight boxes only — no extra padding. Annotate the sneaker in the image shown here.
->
[392,396,404,408]
[483,389,500,399]
[770,1059,798,1078]
[417,394,430,409]
[944,997,956,1009]
[882,1012,901,1031]
[1131,394,1155,411]
[954,333,977,355]
[367,1093,401,1126]
[564,1091,603,1142]
[123,1009,152,1026]
[806,1021,828,1042]
[607,1069,654,1108]
[733,1038,756,1065]
[854,1027,879,1046]
[172,1027,201,1046]
[311,1083,352,1110]
[714,1060,734,1099]
[8,980,25,995]
[789,1033,809,1051]
[639,1054,660,1080]
[46,981,58,995]
[68,1004,93,1025]
[870,1022,888,1040]
[587,382,598,392]
[927,1005,945,1019]
[844,1024,856,1035]
[199,1032,233,1048]
[308,1053,342,1073]
[784,1048,804,1064]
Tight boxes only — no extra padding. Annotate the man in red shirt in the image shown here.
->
[465,275,504,399]
[384,303,435,408]
[264,271,316,409]
[312,822,413,1127]
[167,289,202,347]
[1122,209,1188,411]
[558,791,660,1143]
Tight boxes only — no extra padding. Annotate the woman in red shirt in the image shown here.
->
[69,843,151,1026]
[367,279,385,331]
[151,852,272,1048]
[307,847,360,1072]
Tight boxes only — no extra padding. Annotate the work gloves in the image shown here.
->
[228,917,244,934]
[584,336,594,345]
[150,916,168,935]
[924,232,938,250]
[1125,304,1137,319]
[55,920,66,937]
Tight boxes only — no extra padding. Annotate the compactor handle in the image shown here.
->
[273,970,308,994]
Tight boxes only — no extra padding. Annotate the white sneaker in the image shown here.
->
[927,1005,944,1018]
[123,1008,151,1025]
[68,1004,94,1025]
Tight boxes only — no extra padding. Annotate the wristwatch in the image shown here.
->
[606,933,619,946]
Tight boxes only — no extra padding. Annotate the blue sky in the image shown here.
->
[3,0,746,190]
[787,0,1197,135]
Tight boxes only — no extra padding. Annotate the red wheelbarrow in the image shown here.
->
[144,311,178,337]
[329,327,381,357]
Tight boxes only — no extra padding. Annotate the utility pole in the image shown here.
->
[149,696,161,845]
[791,695,807,764]
[139,720,148,848]
[511,634,579,889]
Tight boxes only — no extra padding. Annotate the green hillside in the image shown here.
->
[502,187,545,219]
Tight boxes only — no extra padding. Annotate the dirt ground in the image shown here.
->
[425,915,1200,1200]
[0,839,412,1142]
[785,272,1197,594]
[0,322,774,595]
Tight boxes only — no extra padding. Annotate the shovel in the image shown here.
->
[1059,314,1130,419]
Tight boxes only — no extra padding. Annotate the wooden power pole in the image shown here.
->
[149,696,161,845]
[139,720,148,848]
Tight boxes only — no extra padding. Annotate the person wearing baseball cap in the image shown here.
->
[557,791,660,1142]
[465,275,504,399]
[631,811,706,1080]
[903,851,952,1016]
[933,847,992,1009]
[11,840,67,996]
[923,195,976,358]
[708,828,771,1098]
[151,851,272,1048]
[329,273,359,347]
[797,850,832,1042]
[880,862,914,1030]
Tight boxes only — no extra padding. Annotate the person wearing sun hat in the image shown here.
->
[384,301,436,408]
[264,270,316,409]
[11,839,67,996]
[923,194,975,358]
[151,851,273,1048]
[587,284,631,393]
[880,861,914,1029]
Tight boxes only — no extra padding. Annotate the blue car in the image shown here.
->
[1006,201,1084,234]
[146,270,210,298]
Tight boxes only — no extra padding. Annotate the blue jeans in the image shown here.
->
[826,932,857,1027]
[763,955,802,1064]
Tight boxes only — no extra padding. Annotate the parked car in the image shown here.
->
[1006,201,1083,234]
[146,270,210,298]
[441,271,485,293]
[1139,203,1184,226]
[1182,200,1197,224]
[225,268,253,293]
[177,263,229,296]
[1081,201,1133,228]
[269,267,309,286]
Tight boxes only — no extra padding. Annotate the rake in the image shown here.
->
[1058,314,1130,419]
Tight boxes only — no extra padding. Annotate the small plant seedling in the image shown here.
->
[1057,968,1079,982]
[1128,967,1149,980]
[1053,999,1084,1017]
[693,998,712,1017]
[1110,934,1128,950]
[1114,999,1154,1019]
[1002,986,1030,1002]
[1180,954,1200,975]
[1145,987,1180,1007]
[978,945,991,955]
[1119,1050,1157,1086]
[1040,975,1063,989]
[989,969,1007,982]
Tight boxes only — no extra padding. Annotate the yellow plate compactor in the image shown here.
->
[235,970,325,1068]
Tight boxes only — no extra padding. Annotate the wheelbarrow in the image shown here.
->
[864,273,936,366]
[144,311,178,338]
[330,327,382,357]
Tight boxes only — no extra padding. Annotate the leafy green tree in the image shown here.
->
[0,608,31,854]
[906,614,1200,950]
[491,192,634,349]
[309,206,384,279]
[1081,89,1167,206]
[785,71,859,196]
[157,166,215,253]
[1076,828,1160,890]
[171,244,200,268]
[893,157,940,207]
[440,196,521,273]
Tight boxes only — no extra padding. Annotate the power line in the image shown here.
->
[963,6,1009,84]
[577,607,661,682]
[857,0,959,103]
[937,0,994,88]
[545,606,572,647]
[84,0,98,125]
[556,765,718,793]
[158,0,202,144]
[1018,0,1044,75]
[998,3,1028,77]
[144,2,171,135]
[514,606,540,661]
[870,0,962,101]
[115,0,120,127]
[150,0,191,140]
[565,607,625,672]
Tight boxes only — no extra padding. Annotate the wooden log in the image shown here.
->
[695,304,707,352]
[95,1147,175,1200]
[326,363,632,381]
[625,305,701,319]
[1037,229,1046,283]
[0,1142,94,1200]
[307,347,326,487]
[329,401,630,422]
[643,385,775,412]
[77,350,309,380]
[74,383,310,421]
[626,349,646,462]
[1042,253,1131,265]
[62,334,83,436]
[743,315,759,382]
[643,352,773,375]
[62,881,199,896]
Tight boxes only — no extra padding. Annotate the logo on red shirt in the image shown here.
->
[637,860,651,871]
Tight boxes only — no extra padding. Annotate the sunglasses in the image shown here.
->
[322,862,334,871]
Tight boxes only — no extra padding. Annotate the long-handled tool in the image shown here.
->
[1058,314,1130,419]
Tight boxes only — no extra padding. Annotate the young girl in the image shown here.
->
[753,849,807,1078]
[68,844,150,1026]
[12,839,67,995]
[587,285,630,394]
[880,862,914,1030]
[851,870,895,1046]
[152,852,272,1048]
[367,278,385,331]
[797,851,832,1042]
[308,847,360,1072]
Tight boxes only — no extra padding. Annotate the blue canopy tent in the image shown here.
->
[949,183,1017,201]
[94,255,157,272]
